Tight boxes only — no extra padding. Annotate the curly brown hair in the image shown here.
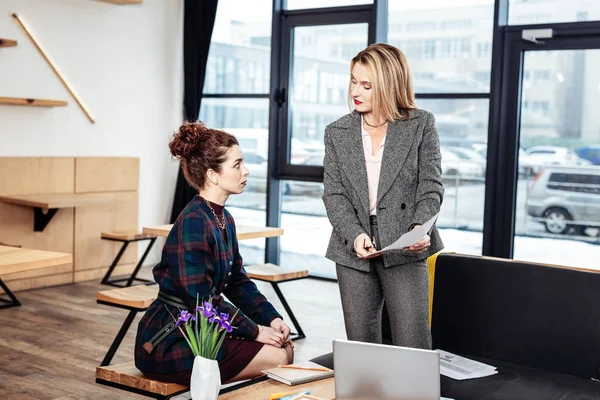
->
[169,122,239,190]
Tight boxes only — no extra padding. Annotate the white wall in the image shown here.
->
[0,0,183,263]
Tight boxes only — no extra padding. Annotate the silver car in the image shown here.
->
[526,167,600,234]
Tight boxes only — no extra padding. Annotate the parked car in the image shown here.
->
[445,146,487,175]
[526,167,600,234]
[526,146,591,174]
[471,144,535,176]
[575,145,600,165]
[518,149,537,177]
[440,147,485,180]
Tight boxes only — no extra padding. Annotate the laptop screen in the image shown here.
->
[333,339,441,400]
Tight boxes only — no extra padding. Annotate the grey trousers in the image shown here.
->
[336,215,432,349]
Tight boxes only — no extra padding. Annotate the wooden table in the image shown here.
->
[219,377,335,399]
[0,193,120,232]
[143,224,284,240]
[0,245,72,308]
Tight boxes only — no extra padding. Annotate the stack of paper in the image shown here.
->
[436,350,498,380]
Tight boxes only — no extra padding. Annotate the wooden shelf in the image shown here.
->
[0,39,17,48]
[96,0,143,4]
[0,193,119,210]
[0,97,68,107]
[0,194,121,232]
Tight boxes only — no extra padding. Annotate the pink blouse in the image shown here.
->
[361,117,386,216]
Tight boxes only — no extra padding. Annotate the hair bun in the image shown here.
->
[169,121,206,159]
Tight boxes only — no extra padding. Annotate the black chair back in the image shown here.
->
[431,253,600,379]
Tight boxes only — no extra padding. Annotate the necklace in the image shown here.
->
[204,199,225,229]
[363,116,388,128]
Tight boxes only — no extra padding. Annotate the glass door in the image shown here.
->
[498,29,600,270]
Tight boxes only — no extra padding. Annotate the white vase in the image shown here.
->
[190,355,221,400]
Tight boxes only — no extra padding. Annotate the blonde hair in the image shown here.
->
[348,43,417,121]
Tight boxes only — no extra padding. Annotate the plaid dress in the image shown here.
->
[135,195,282,383]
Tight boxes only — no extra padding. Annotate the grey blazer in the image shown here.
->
[322,109,444,271]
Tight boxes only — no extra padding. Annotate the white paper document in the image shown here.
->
[362,212,440,259]
[436,350,498,380]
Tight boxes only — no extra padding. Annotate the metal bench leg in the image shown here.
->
[125,237,157,287]
[100,309,137,366]
[271,282,305,341]
[164,391,191,400]
[0,278,20,309]
[95,378,189,400]
[101,241,129,286]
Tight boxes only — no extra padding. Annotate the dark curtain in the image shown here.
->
[170,0,219,223]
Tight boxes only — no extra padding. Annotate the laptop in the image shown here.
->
[333,339,441,400]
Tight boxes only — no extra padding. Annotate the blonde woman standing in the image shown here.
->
[322,43,444,349]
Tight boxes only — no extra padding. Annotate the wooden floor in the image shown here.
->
[0,268,346,399]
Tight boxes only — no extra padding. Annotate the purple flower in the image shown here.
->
[218,313,233,333]
[219,313,230,323]
[208,313,220,324]
[176,310,194,327]
[202,301,215,318]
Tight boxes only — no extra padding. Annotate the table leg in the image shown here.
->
[271,282,305,341]
[125,237,157,287]
[101,241,130,285]
[0,278,21,309]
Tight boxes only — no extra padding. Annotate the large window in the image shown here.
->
[197,1,600,276]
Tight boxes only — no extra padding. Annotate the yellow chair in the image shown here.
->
[427,251,442,328]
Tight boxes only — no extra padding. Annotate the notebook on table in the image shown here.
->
[262,361,334,386]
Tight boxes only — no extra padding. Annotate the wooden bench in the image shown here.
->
[96,361,188,400]
[97,285,158,366]
[96,360,255,399]
[0,245,72,308]
[95,265,308,397]
[95,264,308,364]
[244,263,309,340]
[100,230,157,287]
